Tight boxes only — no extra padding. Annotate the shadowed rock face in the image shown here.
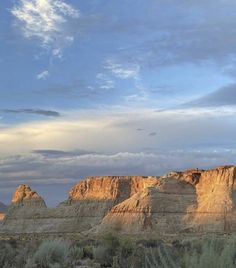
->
[1,166,236,235]
[0,202,7,221]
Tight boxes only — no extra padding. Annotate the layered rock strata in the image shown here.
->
[1,167,236,235]
[1,176,159,234]
[99,166,236,234]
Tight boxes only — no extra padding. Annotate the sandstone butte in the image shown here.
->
[1,166,236,236]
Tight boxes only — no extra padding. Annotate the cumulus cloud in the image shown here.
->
[37,70,49,80]
[11,0,79,56]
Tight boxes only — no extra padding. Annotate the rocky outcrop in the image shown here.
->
[97,176,197,234]
[98,166,236,234]
[0,177,159,234]
[193,166,236,231]
[11,184,46,207]
[53,176,159,232]
[1,166,236,236]
[1,185,47,233]
[68,176,159,202]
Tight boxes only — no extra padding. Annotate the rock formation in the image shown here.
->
[1,185,48,233]
[98,175,197,234]
[1,176,159,234]
[98,166,236,234]
[68,176,159,202]
[1,166,236,236]
[11,184,46,207]
[54,176,159,232]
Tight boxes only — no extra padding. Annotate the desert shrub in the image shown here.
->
[69,245,83,259]
[142,244,178,268]
[93,245,110,266]
[119,239,134,258]
[83,245,93,259]
[182,236,236,268]
[32,239,70,268]
[102,233,120,255]
[92,233,121,267]
[0,242,17,268]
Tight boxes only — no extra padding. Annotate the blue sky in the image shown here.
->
[1,0,236,206]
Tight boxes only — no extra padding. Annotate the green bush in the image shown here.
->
[83,245,93,259]
[182,236,236,268]
[32,239,70,268]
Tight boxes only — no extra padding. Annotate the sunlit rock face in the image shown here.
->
[0,177,159,234]
[193,166,236,231]
[97,176,197,234]
[68,176,159,202]
[1,167,236,236]
[55,176,160,232]
[98,166,236,234]
[11,184,46,207]
[1,185,48,233]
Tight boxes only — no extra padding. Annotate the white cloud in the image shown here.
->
[11,0,79,56]
[1,106,236,157]
[37,70,49,80]
[104,59,140,79]
[1,148,236,205]
[96,73,115,90]
[1,105,236,205]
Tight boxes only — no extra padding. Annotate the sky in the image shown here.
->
[1,0,236,206]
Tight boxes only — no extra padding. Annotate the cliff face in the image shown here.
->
[68,176,159,202]
[1,177,159,234]
[98,176,197,234]
[192,166,236,231]
[98,166,236,234]
[1,166,236,236]
[54,176,159,232]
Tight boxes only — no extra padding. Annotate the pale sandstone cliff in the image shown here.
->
[54,176,159,232]
[97,176,197,234]
[98,166,236,234]
[1,176,159,234]
[1,167,236,235]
